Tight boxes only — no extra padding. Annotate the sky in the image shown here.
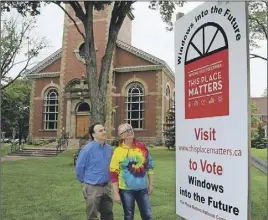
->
[4,2,267,97]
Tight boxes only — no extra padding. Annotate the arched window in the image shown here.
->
[43,88,58,130]
[77,102,90,112]
[78,43,87,60]
[166,85,170,99]
[125,83,145,129]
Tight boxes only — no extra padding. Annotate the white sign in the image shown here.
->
[175,2,249,220]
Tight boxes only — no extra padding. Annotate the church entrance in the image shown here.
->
[76,102,91,138]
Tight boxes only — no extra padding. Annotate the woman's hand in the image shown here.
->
[148,184,154,195]
[114,192,121,205]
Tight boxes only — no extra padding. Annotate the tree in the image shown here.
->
[2,1,185,124]
[250,101,260,139]
[163,106,175,150]
[248,1,267,61]
[251,101,260,127]
[1,78,31,144]
[1,12,49,89]
[253,122,267,149]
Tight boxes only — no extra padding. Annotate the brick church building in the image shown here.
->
[27,5,175,145]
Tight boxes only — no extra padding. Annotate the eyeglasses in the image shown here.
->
[119,128,133,135]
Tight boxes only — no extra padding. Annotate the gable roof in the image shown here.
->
[116,40,174,76]
[25,40,174,76]
[25,48,62,75]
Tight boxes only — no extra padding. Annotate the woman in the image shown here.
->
[110,123,154,220]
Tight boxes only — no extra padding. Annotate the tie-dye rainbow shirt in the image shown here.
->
[110,139,154,190]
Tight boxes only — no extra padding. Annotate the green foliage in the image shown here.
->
[1,13,49,88]
[1,78,31,143]
[248,1,267,49]
[257,122,265,139]
[250,101,262,145]
[251,101,260,127]
[2,2,42,16]
[252,123,267,149]
[149,1,185,31]
[163,107,175,150]
[248,1,267,61]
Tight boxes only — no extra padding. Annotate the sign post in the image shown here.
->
[175,2,250,220]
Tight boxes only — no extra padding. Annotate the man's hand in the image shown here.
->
[148,184,154,195]
[113,192,121,205]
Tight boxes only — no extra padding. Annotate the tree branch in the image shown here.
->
[250,53,267,61]
[2,53,33,89]
[2,73,22,90]
[69,1,85,22]
[248,15,267,40]
[52,1,85,40]
[1,21,29,75]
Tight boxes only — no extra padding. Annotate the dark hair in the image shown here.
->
[89,122,101,140]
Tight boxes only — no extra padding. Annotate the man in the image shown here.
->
[75,122,114,220]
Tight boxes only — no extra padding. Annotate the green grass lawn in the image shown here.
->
[0,144,12,157]
[251,148,267,163]
[2,148,267,220]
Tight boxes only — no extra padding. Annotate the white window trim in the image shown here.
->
[43,88,59,131]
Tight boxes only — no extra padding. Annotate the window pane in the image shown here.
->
[131,111,139,119]
[125,83,145,129]
[132,103,139,111]
[49,106,55,113]
[49,100,56,105]
[49,113,55,121]
[132,96,139,102]
[132,88,140,94]
[44,88,59,130]
[131,120,138,128]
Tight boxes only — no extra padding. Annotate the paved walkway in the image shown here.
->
[1,155,46,163]
[251,155,267,175]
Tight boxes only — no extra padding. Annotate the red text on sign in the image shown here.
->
[200,159,223,176]
[194,128,216,141]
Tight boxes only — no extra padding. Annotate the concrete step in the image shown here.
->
[10,148,64,157]
[11,152,54,157]
[68,139,80,149]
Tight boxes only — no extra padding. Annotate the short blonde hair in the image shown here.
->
[118,123,133,137]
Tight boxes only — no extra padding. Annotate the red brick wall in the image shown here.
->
[41,58,61,73]
[115,70,157,94]
[115,47,153,67]
[114,71,158,137]
[32,77,60,138]
[118,15,132,44]
[62,7,109,86]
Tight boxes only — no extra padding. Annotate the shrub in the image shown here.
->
[163,107,175,150]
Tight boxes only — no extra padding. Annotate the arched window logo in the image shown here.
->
[184,22,229,119]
